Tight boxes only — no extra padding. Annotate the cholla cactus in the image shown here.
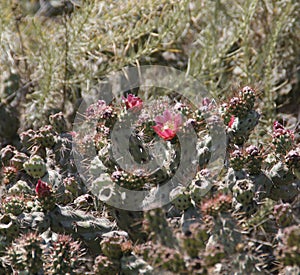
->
[23,155,47,178]
[1,166,18,186]
[2,195,25,216]
[44,234,86,274]
[181,222,209,258]
[276,225,300,267]
[10,151,28,170]
[201,193,232,218]
[230,148,245,171]
[228,110,260,145]
[148,244,185,273]
[224,86,260,145]
[272,121,295,156]
[35,179,56,211]
[49,112,68,133]
[169,185,192,211]
[5,232,44,274]
[86,100,118,128]
[100,231,132,259]
[268,162,299,202]
[0,145,15,167]
[238,86,256,111]
[144,208,175,247]
[232,179,255,205]
[8,180,33,195]
[63,176,80,198]
[93,255,120,275]
[0,84,298,275]
[19,129,36,150]
[34,124,56,148]
[245,145,263,175]
[227,97,249,118]
[273,203,294,227]
[111,169,149,190]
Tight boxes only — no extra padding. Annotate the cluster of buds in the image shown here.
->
[226,86,256,119]
[2,195,25,216]
[229,145,263,175]
[111,169,150,190]
[34,125,56,148]
[201,193,232,217]
[245,145,263,175]
[223,86,260,145]
[86,100,117,128]
[272,121,295,156]
[1,166,18,186]
[230,148,245,171]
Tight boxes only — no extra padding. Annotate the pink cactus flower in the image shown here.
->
[123,94,143,111]
[152,110,182,140]
[228,115,235,128]
[35,179,51,198]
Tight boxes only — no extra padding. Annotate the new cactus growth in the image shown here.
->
[23,155,47,178]
[170,186,192,211]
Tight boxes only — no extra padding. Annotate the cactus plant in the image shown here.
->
[0,82,299,275]
[100,230,132,259]
[44,234,86,274]
[49,112,68,133]
[93,255,120,275]
[169,186,192,211]
[23,155,47,178]
[5,232,44,274]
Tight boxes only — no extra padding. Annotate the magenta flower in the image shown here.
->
[152,110,182,140]
[228,115,235,128]
[123,94,143,111]
[35,179,51,198]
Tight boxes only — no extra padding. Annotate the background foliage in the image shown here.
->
[0,0,299,132]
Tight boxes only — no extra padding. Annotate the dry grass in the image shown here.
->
[0,0,299,129]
